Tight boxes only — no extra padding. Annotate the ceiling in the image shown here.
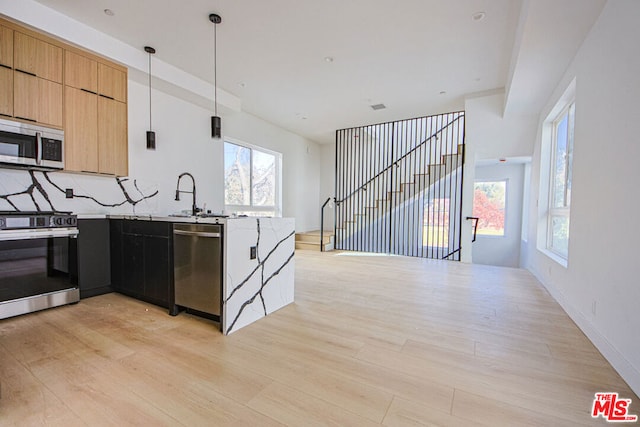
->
[31,0,605,145]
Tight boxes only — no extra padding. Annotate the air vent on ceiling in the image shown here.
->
[370,103,386,111]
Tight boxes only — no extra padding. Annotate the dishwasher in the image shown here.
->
[173,223,222,319]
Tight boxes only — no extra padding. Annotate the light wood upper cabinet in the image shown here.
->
[13,71,38,122]
[38,79,63,127]
[98,63,126,102]
[64,86,98,173]
[65,50,97,92]
[0,17,127,175]
[14,32,62,83]
[98,97,128,176]
[13,31,36,74]
[13,70,62,127]
[0,67,12,117]
[0,25,13,68]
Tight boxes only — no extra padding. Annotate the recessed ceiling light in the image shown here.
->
[324,56,334,63]
[439,91,447,95]
[472,11,485,22]
[370,103,386,111]
[104,9,115,16]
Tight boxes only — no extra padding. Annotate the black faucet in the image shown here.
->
[175,172,198,216]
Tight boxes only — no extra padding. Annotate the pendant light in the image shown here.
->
[209,13,222,139]
[144,46,156,150]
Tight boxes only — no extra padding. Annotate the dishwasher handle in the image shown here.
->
[173,229,221,238]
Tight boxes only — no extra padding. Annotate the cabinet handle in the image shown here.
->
[174,230,221,238]
[15,116,37,122]
[81,88,98,95]
[15,68,37,77]
[99,94,115,100]
[0,64,11,70]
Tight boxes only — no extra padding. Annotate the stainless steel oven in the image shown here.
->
[0,211,79,320]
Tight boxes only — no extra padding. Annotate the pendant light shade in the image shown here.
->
[209,13,222,139]
[144,46,156,150]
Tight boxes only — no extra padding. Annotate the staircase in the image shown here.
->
[295,231,334,251]
[335,111,465,259]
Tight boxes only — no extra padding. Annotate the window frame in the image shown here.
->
[223,137,282,217]
[537,78,576,267]
[472,179,508,238]
[546,102,575,260]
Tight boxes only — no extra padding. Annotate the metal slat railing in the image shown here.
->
[334,111,465,260]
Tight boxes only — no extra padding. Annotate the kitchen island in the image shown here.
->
[81,214,295,335]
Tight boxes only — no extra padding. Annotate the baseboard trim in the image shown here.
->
[530,269,640,397]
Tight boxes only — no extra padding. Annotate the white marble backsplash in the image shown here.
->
[0,168,158,214]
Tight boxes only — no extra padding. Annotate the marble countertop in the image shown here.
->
[77,213,227,224]
[76,214,284,224]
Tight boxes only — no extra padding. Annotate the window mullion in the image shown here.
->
[249,147,254,208]
[564,115,570,208]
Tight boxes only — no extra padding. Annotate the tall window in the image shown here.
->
[224,140,282,216]
[473,180,506,236]
[547,102,575,259]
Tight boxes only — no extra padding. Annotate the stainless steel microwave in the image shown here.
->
[0,118,64,170]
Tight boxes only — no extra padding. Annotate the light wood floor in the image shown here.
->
[1,250,637,426]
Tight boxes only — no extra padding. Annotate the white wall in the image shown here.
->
[472,163,525,268]
[465,93,538,160]
[523,0,640,394]
[319,143,336,231]
[0,2,321,232]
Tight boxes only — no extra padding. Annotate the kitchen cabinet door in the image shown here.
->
[0,24,13,68]
[64,86,98,172]
[110,219,123,290]
[116,221,173,309]
[0,66,12,117]
[37,78,62,127]
[78,219,112,298]
[13,31,37,75]
[122,233,145,298]
[98,63,126,102]
[144,235,171,306]
[98,97,128,176]
[64,50,97,92]
[14,31,62,83]
[13,71,38,122]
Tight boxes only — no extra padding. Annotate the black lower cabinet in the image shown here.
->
[144,234,171,304]
[122,233,145,297]
[110,219,173,310]
[77,219,113,298]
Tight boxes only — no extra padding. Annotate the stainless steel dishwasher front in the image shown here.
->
[173,223,222,317]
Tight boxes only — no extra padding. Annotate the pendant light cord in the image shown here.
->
[214,21,218,116]
[148,52,153,131]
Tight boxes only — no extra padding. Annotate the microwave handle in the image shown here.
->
[36,132,42,165]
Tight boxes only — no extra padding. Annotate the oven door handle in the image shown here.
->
[0,228,79,241]
[36,131,43,165]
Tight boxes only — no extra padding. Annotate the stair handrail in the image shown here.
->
[442,216,479,259]
[320,197,334,252]
[466,216,479,242]
[335,112,464,205]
